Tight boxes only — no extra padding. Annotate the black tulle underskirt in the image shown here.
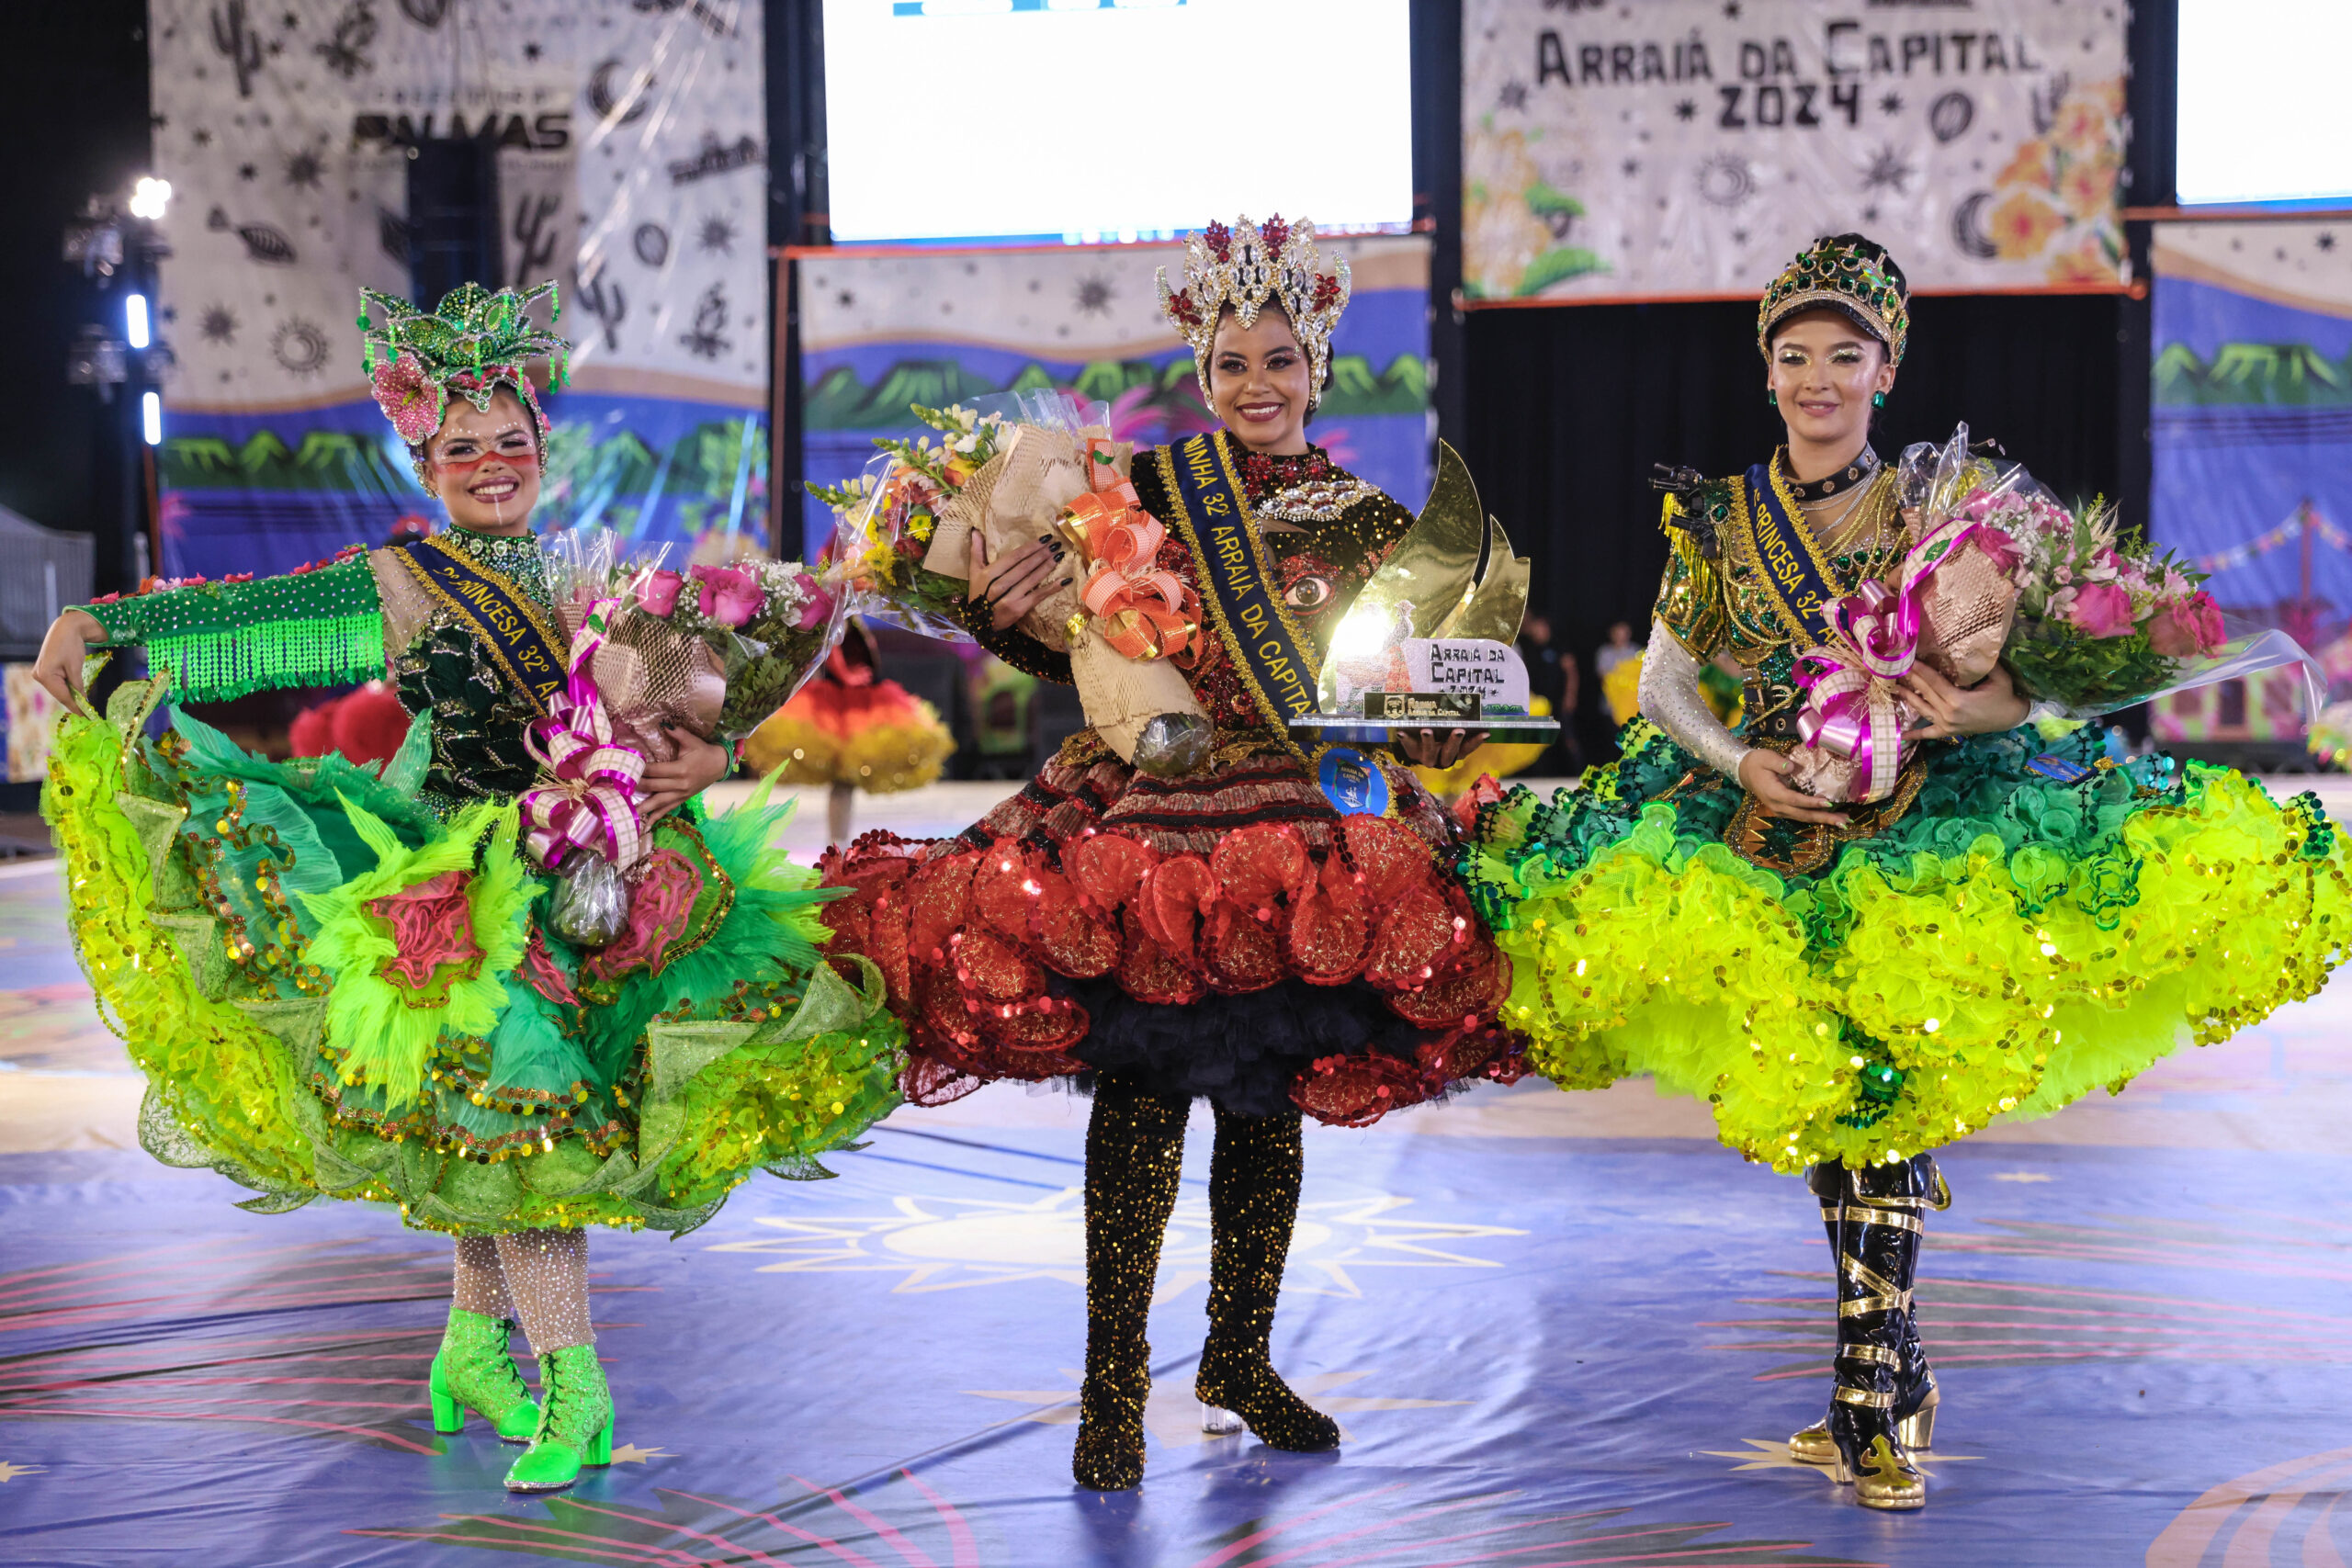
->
[1057,975,1437,1118]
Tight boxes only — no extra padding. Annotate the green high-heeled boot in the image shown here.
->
[503,1344,614,1494]
[427,1306,540,1443]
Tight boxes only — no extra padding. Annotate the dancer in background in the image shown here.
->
[820,216,1517,1490]
[31,283,904,1495]
[1458,235,2349,1510]
[742,618,955,845]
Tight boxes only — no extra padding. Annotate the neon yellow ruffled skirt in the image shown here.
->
[1457,720,2350,1172]
[43,673,907,1235]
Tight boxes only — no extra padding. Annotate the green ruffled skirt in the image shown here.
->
[1458,720,2351,1171]
[43,674,906,1235]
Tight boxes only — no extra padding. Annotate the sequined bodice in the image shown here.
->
[393,526,557,817]
[1134,433,1416,742]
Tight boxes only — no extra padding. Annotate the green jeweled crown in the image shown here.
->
[1756,239,1908,367]
[358,281,571,451]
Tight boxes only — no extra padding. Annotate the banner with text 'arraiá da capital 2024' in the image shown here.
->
[1463,0,2129,302]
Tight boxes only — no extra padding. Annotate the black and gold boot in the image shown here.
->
[1072,1074,1188,1490]
[1824,1156,1944,1510]
[1193,1104,1340,1453]
[1789,1159,1944,1465]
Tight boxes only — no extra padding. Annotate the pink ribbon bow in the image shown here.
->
[521,598,648,872]
[1792,514,1992,803]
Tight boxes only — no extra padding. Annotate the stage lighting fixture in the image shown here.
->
[125,294,149,349]
[129,177,172,220]
[141,391,162,446]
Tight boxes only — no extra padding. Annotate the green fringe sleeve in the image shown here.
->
[78,555,387,702]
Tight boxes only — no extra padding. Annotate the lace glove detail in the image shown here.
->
[1638,617,1751,781]
[955,590,1074,685]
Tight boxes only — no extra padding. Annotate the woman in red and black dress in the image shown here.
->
[819,216,1518,1489]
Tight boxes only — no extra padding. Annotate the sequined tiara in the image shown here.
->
[1157,215,1351,410]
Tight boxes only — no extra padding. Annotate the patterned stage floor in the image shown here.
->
[3,779,2348,1567]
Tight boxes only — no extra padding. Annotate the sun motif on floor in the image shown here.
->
[1702,1437,1979,1478]
[965,1369,1466,1449]
[705,1189,1526,1302]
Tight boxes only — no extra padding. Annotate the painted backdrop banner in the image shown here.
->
[2148,220,2352,740]
[149,0,770,581]
[795,236,1432,562]
[1462,0,2128,302]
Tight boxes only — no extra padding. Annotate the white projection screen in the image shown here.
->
[2176,0,2352,207]
[822,0,1415,243]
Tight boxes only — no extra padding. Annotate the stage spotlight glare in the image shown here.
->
[141,391,162,446]
[129,177,172,220]
[126,294,150,349]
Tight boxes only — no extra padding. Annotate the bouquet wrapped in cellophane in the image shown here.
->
[1787,425,2318,805]
[524,529,848,943]
[815,392,1212,776]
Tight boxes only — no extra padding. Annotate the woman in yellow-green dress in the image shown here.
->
[1458,235,2349,1511]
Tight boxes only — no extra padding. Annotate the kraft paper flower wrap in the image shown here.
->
[916,399,1212,774]
[1784,512,2019,805]
[1783,432,2021,805]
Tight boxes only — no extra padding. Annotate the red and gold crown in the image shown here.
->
[1157,214,1351,410]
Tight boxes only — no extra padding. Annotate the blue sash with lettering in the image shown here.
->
[1736,461,1847,648]
[1155,434,1391,816]
[387,536,569,714]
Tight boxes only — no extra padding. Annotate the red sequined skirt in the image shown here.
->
[817,738,1524,1125]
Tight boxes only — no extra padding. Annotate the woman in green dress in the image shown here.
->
[29,284,905,1494]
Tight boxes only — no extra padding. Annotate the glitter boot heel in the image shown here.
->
[1193,1105,1339,1454]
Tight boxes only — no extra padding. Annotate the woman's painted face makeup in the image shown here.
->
[427,392,543,531]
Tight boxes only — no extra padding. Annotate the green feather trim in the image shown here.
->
[300,798,532,1111]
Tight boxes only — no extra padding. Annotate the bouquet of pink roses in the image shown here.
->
[1902,426,2308,721]
[521,529,849,942]
[1788,426,2316,806]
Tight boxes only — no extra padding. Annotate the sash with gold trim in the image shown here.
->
[387,536,569,714]
[1154,433,1394,816]
[1735,461,1848,649]
[1156,434,1323,755]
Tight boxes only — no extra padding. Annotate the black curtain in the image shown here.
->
[1460,292,2128,762]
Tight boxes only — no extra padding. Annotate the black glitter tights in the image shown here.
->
[1071,1076,1337,1491]
[1074,1074,1185,1490]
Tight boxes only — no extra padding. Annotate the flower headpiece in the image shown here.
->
[1157,215,1351,411]
[1757,234,1910,367]
[358,281,572,484]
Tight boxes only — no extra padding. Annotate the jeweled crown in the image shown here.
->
[358,281,572,475]
[1157,215,1351,410]
[1757,236,1909,367]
